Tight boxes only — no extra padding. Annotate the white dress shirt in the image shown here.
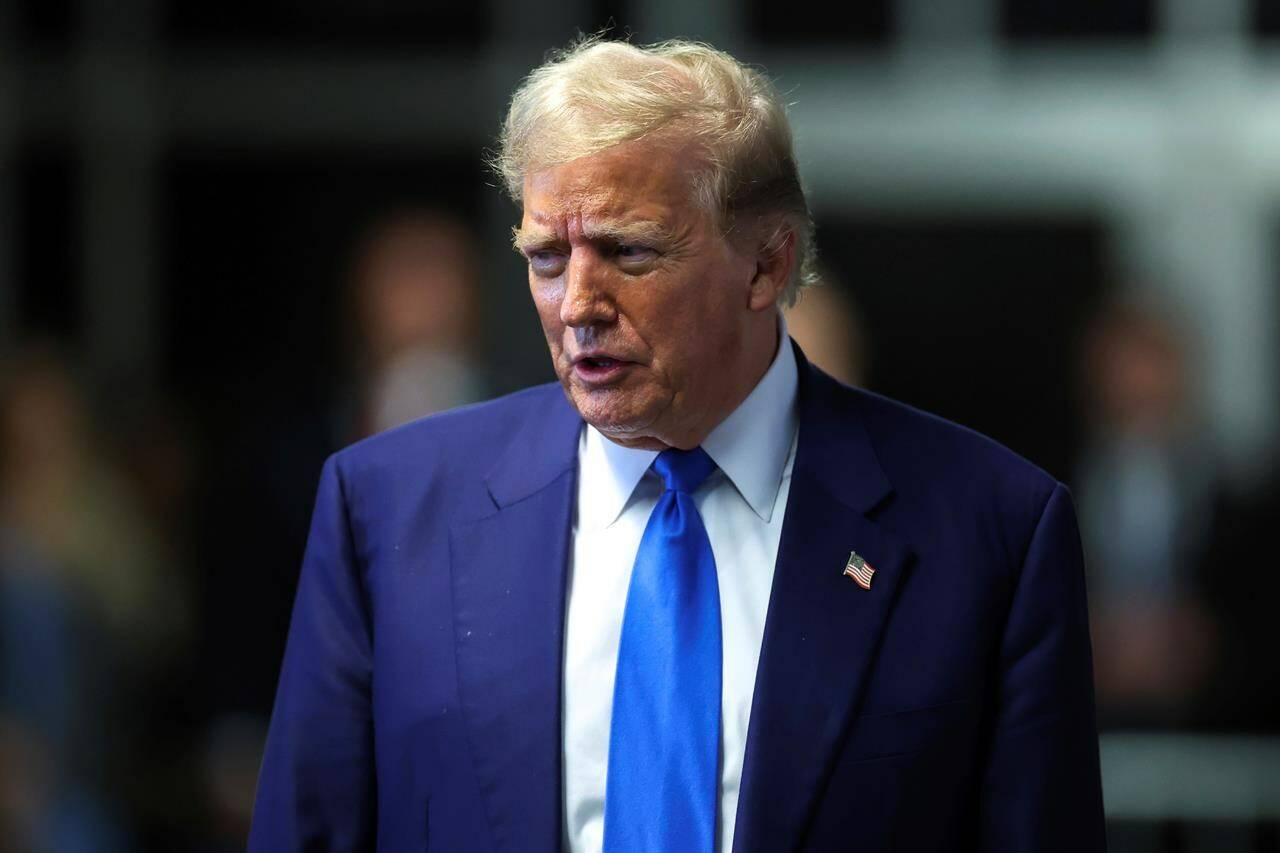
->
[562,319,800,853]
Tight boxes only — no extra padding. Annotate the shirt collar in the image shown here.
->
[578,314,799,528]
[701,314,799,522]
[578,423,658,531]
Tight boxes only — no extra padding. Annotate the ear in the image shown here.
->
[747,228,795,312]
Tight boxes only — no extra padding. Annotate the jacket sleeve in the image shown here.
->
[977,482,1107,851]
[249,454,377,851]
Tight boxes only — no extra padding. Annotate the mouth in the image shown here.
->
[571,353,635,385]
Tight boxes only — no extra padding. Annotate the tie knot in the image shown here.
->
[652,447,716,494]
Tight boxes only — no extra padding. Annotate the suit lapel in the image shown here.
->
[733,349,916,853]
[450,387,581,853]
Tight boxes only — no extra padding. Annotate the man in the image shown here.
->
[250,37,1106,852]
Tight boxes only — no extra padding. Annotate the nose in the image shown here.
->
[559,251,617,328]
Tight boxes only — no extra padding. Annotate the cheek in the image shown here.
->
[530,276,566,331]
[630,310,703,390]
[659,272,737,345]
[660,280,747,371]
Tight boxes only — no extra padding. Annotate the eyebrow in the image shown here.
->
[512,219,679,254]
[511,226,555,254]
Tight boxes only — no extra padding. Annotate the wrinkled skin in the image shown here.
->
[516,138,793,450]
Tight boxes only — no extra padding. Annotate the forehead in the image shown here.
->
[521,140,705,229]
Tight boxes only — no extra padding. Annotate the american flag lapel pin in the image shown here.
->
[843,551,876,590]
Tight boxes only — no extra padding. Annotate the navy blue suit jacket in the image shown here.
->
[250,342,1106,852]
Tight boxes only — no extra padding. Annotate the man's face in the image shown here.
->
[517,139,761,449]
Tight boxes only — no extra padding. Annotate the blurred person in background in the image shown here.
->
[0,347,176,652]
[783,268,869,388]
[0,714,124,853]
[347,208,488,438]
[193,206,491,844]
[1075,300,1221,728]
[0,344,183,851]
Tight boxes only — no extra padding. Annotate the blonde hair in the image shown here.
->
[492,36,817,305]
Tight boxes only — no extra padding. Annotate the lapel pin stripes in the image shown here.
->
[843,551,876,589]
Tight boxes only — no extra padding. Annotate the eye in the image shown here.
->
[614,244,658,268]
[527,250,567,277]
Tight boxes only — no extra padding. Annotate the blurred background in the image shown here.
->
[2,0,1279,850]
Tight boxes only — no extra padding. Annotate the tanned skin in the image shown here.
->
[515,138,794,451]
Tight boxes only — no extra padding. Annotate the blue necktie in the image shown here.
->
[603,447,722,853]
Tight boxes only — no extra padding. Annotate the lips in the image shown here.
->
[571,351,635,384]
[578,355,622,369]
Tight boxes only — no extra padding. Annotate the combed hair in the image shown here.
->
[492,36,817,305]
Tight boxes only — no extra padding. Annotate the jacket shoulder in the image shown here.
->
[836,380,1066,569]
[849,384,1059,494]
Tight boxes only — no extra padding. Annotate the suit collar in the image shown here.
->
[452,403,579,853]
[448,384,584,853]
[787,339,893,516]
[732,344,914,852]
[482,384,583,511]
[702,318,799,523]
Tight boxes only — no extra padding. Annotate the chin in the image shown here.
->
[564,385,659,439]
